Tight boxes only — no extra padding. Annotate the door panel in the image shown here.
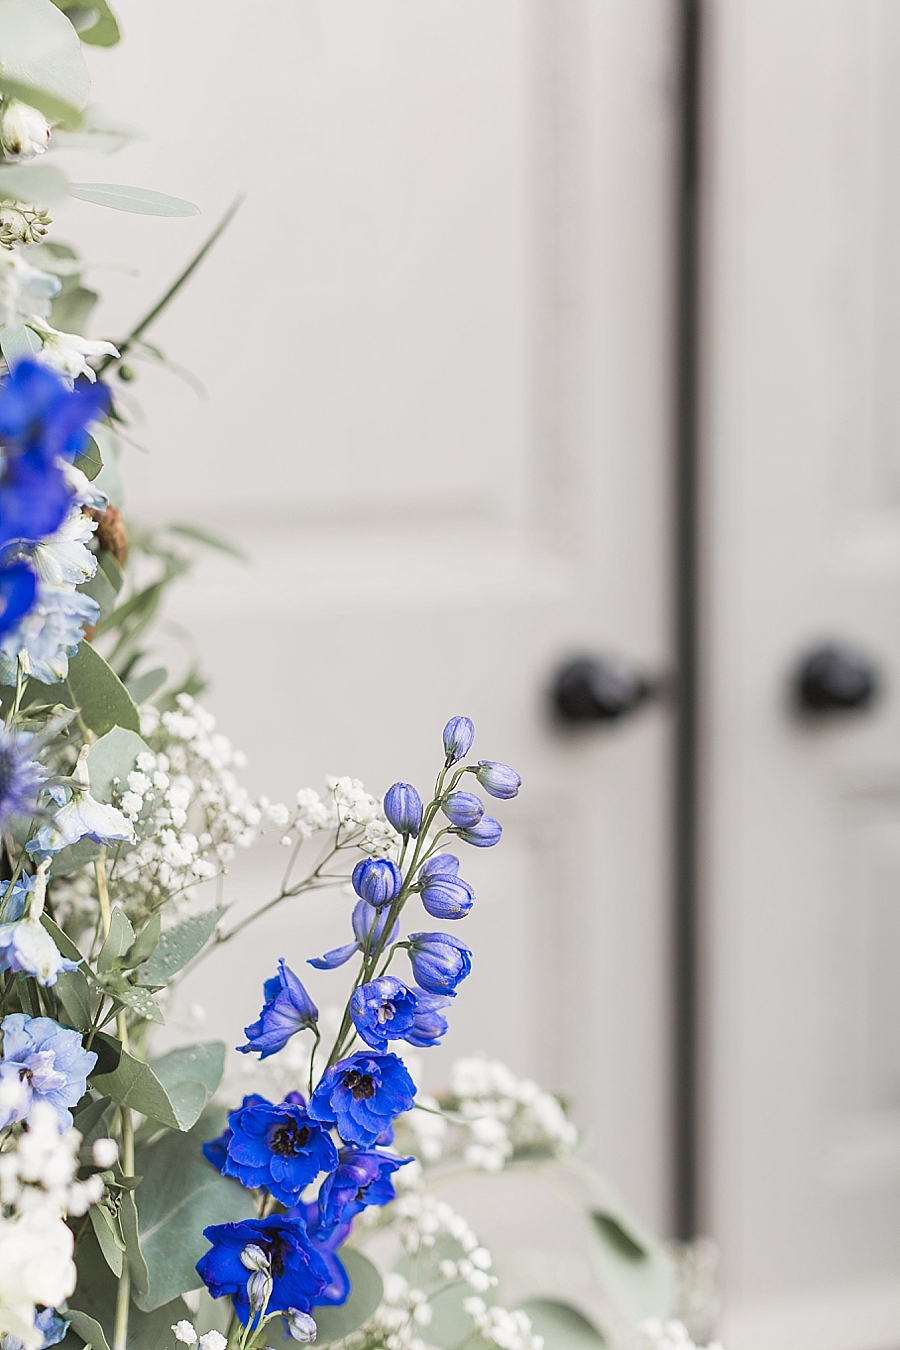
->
[57,1,678,1238]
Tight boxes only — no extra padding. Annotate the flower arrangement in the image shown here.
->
[0,8,722,1350]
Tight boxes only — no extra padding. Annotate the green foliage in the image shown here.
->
[0,324,40,365]
[89,1196,125,1278]
[50,0,121,46]
[97,906,135,971]
[55,965,92,1029]
[87,725,149,802]
[315,1251,384,1344]
[149,1041,226,1130]
[90,1048,188,1130]
[0,0,91,114]
[66,1230,192,1350]
[74,436,103,481]
[136,907,224,984]
[23,640,142,735]
[125,666,167,704]
[67,183,199,216]
[133,1106,257,1312]
[518,1300,607,1350]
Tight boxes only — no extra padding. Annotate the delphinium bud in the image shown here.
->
[408,932,472,995]
[383,782,422,837]
[475,760,521,800]
[417,855,475,919]
[456,816,502,848]
[286,1310,317,1343]
[352,856,403,907]
[0,99,50,161]
[442,791,484,828]
[240,1244,270,1272]
[247,1270,273,1314]
[443,716,475,764]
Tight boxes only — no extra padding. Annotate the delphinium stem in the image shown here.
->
[97,852,134,1350]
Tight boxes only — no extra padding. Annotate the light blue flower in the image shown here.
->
[0,918,79,986]
[475,760,521,799]
[0,581,98,685]
[441,791,484,828]
[383,783,422,838]
[0,872,35,922]
[351,857,402,908]
[455,815,502,848]
[2,1306,70,1350]
[0,726,45,830]
[443,716,475,764]
[308,900,398,971]
[0,1013,97,1128]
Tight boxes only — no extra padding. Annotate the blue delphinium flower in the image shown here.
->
[455,815,502,848]
[238,959,318,1059]
[350,977,418,1053]
[475,760,521,799]
[382,782,422,838]
[0,1013,97,1128]
[0,871,35,922]
[441,791,484,828]
[405,990,450,1048]
[0,360,108,465]
[211,1093,339,1205]
[0,561,36,641]
[443,716,475,764]
[351,857,402,908]
[2,1307,71,1350]
[316,1148,409,1236]
[287,1202,352,1307]
[203,1094,271,1172]
[196,1214,330,1325]
[308,899,398,971]
[0,726,45,829]
[417,855,475,920]
[407,932,472,995]
[0,583,99,684]
[307,1051,416,1146]
[0,917,80,986]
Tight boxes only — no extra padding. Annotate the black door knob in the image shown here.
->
[552,655,656,724]
[795,643,879,713]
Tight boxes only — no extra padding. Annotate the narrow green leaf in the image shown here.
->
[137,907,224,985]
[169,523,248,561]
[90,1049,183,1130]
[119,1187,150,1297]
[68,183,199,216]
[89,1200,124,1278]
[41,913,83,961]
[125,666,167,704]
[518,1301,607,1350]
[73,435,103,481]
[316,1251,383,1343]
[134,1106,257,1311]
[87,725,148,803]
[97,551,124,595]
[97,907,134,971]
[123,913,160,969]
[590,1212,647,1262]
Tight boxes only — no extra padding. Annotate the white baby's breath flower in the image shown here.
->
[171,1320,198,1345]
[198,1333,228,1350]
[92,1138,118,1169]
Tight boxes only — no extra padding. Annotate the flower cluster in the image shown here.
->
[463,1300,545,1350]
[640,1321,723,1350]
[197,718,521,1342]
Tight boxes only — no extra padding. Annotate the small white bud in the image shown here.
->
[92,1137,119,1168]
[247,1270,273,1312]
[171,1321,198,1345]
[281,835,293,847]
[240,1243,270,1272]
[0,99,50,161]
[286,1310,317,1343]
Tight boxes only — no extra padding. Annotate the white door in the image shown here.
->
[59,0,679,1241]
[704,3,900,1347]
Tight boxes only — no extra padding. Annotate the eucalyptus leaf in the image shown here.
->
[65,1308,110,1350]
[137,906,224,984]
[97,906,134,971]
[119,1186,150,1297]
[51,0,120,45]
[134,1106,257,1311]
[90,1048,183,1130]
[68,183,199,216]
[87,725,148,803]
[55,966,92,1030]
[0,0,91,111]
[67,1230,191,1350]
[102,982,164,1024]
[123,913,160,968]
[48,835,101,878]
[89,1199,124,1278]
[50,281,99,334]
[0,161,69,205]
[126,666,167,704]
[316,1250,384,1343]
[169,523,248,561]
[151,1041,225,1102]
[518,1300,606,1350]
[0,324,41,367]
[51,103,140,151]
[98,550,124,595]
[73,435,103,481]
[41,913,82,961]
[23,639,141,735]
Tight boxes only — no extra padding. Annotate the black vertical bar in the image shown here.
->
[673,0,703,1241]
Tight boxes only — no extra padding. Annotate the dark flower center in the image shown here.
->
[376,1002,395,1025]
[18,1066,31,1083]
[342,1070,375,1100]
[0,747,16,804]
[262,1237,286,1280]
[270,1121,310,1157]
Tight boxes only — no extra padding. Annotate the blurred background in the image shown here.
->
[43,2,900,1348]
